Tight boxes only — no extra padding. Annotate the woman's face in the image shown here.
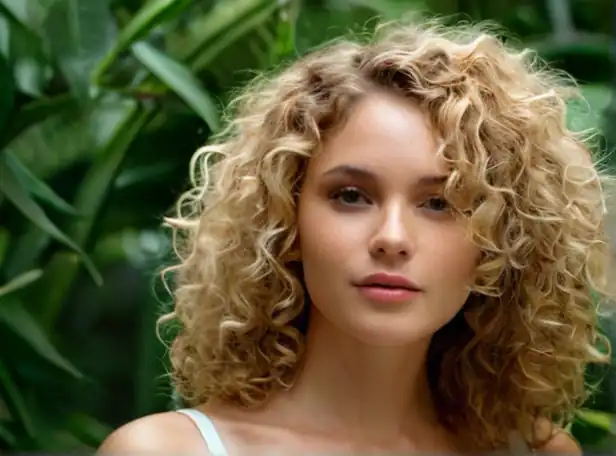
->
[297,90,480,346]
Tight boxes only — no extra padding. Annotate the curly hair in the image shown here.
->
[160,17,613,451]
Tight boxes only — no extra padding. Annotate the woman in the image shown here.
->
[99,17,612,455]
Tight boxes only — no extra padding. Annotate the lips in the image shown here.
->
[356,273,422,291]
[355,273,422,304]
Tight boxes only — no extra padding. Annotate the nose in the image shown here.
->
[368,202,414,260]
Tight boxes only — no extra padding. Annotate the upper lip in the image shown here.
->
[356,273,422,291]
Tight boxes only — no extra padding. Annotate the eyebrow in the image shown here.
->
[321,164,448,187]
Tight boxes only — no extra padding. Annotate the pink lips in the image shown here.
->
[355,273,422,304]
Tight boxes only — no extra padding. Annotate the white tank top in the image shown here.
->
[177,408,229,456]
[177,408,532,455]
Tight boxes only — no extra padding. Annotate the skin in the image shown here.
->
[98,90,583,455]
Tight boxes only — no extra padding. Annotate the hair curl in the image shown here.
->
[160,17,613,451]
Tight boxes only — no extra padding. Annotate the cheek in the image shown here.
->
[424,228,479,282]
[298,201,354,270]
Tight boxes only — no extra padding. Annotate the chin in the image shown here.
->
[339,314,439,347]
[308,292,457,348]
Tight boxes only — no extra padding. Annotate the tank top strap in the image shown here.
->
[177,408,229,456]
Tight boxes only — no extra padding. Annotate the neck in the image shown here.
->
[272,307,438,442]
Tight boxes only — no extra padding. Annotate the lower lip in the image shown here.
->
[356,286,421,303]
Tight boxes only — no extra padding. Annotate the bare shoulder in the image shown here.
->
[533,419,582,455]
[97,411,209,455]
[536,431,582,455]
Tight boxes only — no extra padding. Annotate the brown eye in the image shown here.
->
[330,187,371,206]
[421,197,450,212]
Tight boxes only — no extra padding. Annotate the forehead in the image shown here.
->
[308,90,446,179]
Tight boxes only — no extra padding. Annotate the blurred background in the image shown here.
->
[0,0,615,452]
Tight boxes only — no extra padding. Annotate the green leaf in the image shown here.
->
[0,358,35,437]
[0,299,83,379]
[6,95,137,180]
[132,41,220,132]
[115,161,177,189]
[0,227,9,267]
[269,0,301,65]
[0,422,16,446]
[4,151,79,216]
[70,103,156,246]
[0,0,53,31]
[65,412,113,446]
[42,0,117,100]
[0,52,14,132]
[0,154,102,286]
[0,269,43,298]
[0,1,55,98]
[3,224,51,280]
[28,105,156,323]
[1,94,77,151]
[348,0,424,19]
[185,0,282,72]
[0,11,8,58]
[567,84,611,133]
[576,409,616,435]
[0,0,32,34]
[94,0,192,82]
[31,252,80,331]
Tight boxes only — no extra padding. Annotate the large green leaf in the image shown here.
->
[0,299,82,378]
[6,102,96,179]
[6,94,145,180]
[0,0,34,34]
[0,359,34,437]
[132,41,220,132]
[0,0,55,32]
[94,0,192,82]
[0,154,102,286]
[577,409,616,435]
[30,252,79,331]
[23,105,156,333]
[567,84,611,133]
[185,0,284,72]
[0,0,55,98]
[42,0,117,99]
[0,94,77,151]
[0,9,8,58]
[3,224,51,281]
[0,269,43,298]
[65,412,113,447]
[349,0,426,19]
[0,52,14,132]
[0,227,9,267]
[4,151,78,216]
[69,103,156,247]
[0,422,16,446]
[115,161,177,189]
[268,0,301,65]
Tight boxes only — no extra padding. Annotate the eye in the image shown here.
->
[330,187,372,206]
[421,196,450,212]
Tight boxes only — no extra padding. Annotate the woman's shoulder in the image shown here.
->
[532,419,583,455]
[97,411,211,455]
[538,431,582,454]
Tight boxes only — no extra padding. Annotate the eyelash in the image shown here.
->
[421,196,450,213]
[329,187,371,206]
[329,186,451,213]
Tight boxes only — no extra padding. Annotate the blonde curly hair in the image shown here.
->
[161,17,613,451]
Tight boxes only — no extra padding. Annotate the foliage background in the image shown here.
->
[0,0,615,452]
